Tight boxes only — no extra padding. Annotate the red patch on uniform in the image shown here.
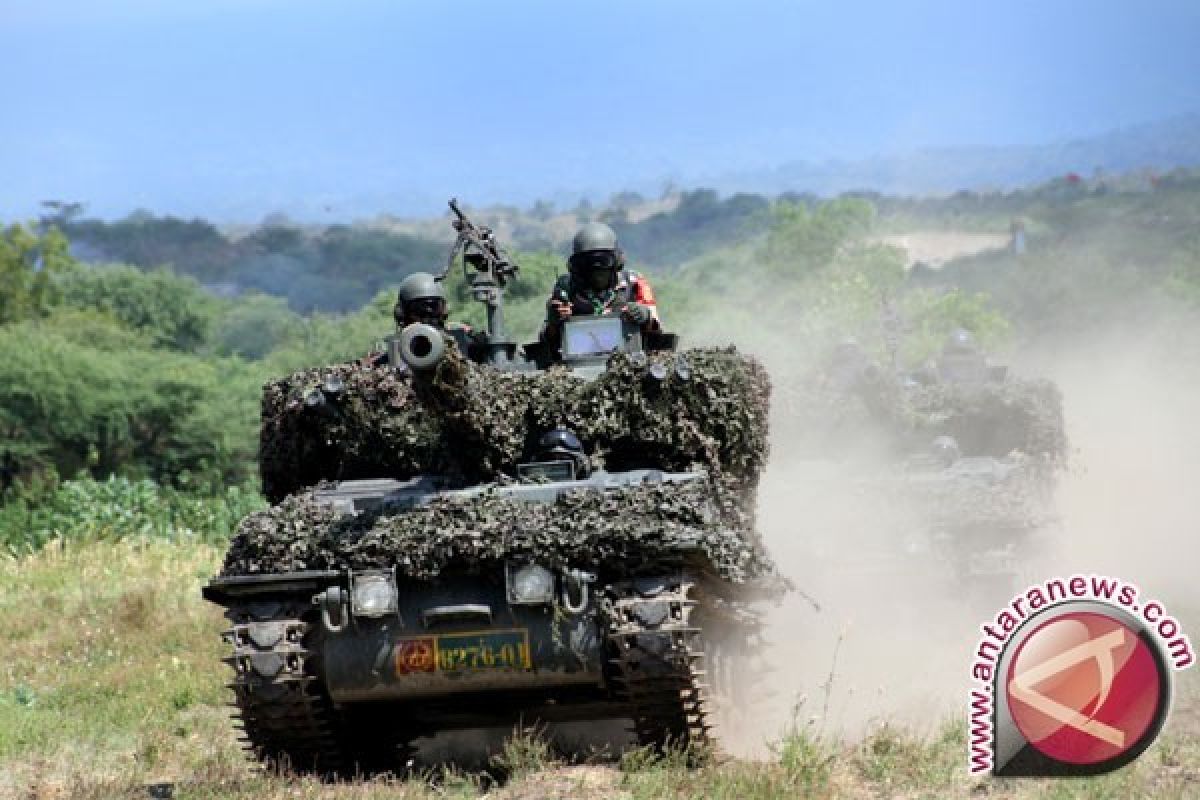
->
[632,276,656,305]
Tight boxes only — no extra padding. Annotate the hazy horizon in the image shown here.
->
[5,0,1200,221]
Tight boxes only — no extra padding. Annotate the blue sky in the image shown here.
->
[3,0,1199,220]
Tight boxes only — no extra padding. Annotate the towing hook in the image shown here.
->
[315,586,348,633]
[561,569,596,615]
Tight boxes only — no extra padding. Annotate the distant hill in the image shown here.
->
[705,113,1200,197]
[15,114,1200,224]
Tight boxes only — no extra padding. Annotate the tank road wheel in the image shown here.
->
[223,601,345,776]
[604,576,712,755]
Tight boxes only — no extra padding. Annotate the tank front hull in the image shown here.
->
[321,574,607,704]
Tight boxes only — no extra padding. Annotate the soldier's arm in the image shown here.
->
[539,279,572,345]
[629,273,661,330]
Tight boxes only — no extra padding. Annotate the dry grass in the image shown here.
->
[0,539,1196,799]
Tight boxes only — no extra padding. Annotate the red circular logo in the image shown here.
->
[1005,611,1163,765]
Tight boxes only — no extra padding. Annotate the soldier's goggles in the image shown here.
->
[571,251,618,271]
[406,298,447,318]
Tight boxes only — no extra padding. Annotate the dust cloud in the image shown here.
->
[1026,326,1200,608]
[719,317,1200,756]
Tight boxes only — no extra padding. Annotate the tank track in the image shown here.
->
[603,575,712,751]
[222,600,347,775]
[695,593,774,733]
[222,600,414,777]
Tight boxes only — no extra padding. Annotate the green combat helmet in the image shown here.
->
[569,222,624,291]
[937,328,989,384]
[394,271,448,328]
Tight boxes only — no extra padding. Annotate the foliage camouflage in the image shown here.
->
[877,455,1058,534]
[221,476,783,593]
[779,372,1066,464]
[258,360,447,503]
[245,333,775,593]
[259,342,771,502]
[899,378,1067,462]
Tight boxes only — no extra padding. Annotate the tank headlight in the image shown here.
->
[351,570,398,618]
[506,563,555,605]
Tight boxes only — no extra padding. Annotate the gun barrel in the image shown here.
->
[396,323,447,372]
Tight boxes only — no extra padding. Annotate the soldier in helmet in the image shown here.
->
[362,271,486,367]
[539,222,660,348]
[393,271,450,329]
[936,328,990,384]
[535,426,591,478]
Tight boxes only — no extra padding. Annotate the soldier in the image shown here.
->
[936,328,990,384]
[393,271,450,328]
[363,272,485,367]
[539,222,660,348]
[818,337,894,425]
[535,426,591,478]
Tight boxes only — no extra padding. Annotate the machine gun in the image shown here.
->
[439,199,520,364]
[445,198,518,285]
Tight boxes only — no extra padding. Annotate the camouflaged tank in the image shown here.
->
[781,333,1065,599]
[204,204,780,776]
[847,440,1058,597]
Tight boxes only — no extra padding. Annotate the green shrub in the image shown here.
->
[0,475,263,554]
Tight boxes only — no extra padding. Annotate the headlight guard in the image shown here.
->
[350,569,399,618]
[505,562,556,606]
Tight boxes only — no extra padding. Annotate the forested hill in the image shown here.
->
[55,212,446,312]
[40,163,1200,314]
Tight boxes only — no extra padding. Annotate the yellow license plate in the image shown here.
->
[394,629,531,675]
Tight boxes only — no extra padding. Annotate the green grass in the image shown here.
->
[0,538,1196,799]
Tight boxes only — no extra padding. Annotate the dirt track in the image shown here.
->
[879,230,1010,267]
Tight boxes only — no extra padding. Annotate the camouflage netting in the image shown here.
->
[777,375,1066,463]
[258,362,449,503]
[882,458,1058,535]
[221,477,785,594]
[899,379,1067,461]
[259,343,771,502]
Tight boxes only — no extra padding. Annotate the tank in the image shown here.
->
[886,442,1058,598]
[203,202,781,776]
[777,334,1065,601]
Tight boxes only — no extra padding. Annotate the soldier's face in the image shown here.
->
[404,298,447,328]
[587,268,615,290]
[576,251,618,290]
